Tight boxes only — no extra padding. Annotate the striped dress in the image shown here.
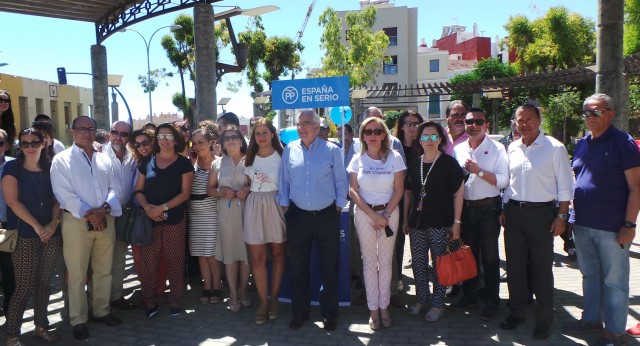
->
[188,163,218,257]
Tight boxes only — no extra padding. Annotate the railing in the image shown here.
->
[383,64,398,75]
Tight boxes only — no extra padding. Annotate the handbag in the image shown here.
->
[129,207,153,246]
[436,239,477,286]
[0,228,17,252]
[115,200,134,243]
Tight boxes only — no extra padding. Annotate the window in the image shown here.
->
[428,95,440,115]
[383,55,398,75]
[383,27,398,46]
[429,59,440,72]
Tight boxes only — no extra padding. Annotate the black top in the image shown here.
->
[2,160,60,238]
[139,155,193,225]
[406,153,464,229]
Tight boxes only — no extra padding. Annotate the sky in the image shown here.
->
[0,1,598,124]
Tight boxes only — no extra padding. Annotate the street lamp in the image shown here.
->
[119,25,182,124]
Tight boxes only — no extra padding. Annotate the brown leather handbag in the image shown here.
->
[436,240,477,286]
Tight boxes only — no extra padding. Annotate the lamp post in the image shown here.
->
[120,25,181,124]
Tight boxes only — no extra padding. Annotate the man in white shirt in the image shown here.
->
[51,116,123,341]
[102,121,137,310]
[498,104,574,339]
[451,108,509,321]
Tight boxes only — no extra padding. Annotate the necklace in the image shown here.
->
[27,169,44,208]
[417,152,440,211]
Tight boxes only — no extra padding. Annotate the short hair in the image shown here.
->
[142,122,157,131]
[363,106,383,120]
[111,120,132,133]
[34,114,53,123]
[516,103,541,118]
[338,123,353,134]
[584,93,615,110]
[417,121,447,153]
[467,107,488,119]
[218,112,240,127]
[153,123,185,154]
[446,100,468,117]
[220,125,248,155]
[71,115,97,129]
[298,110,321,124]
[95,129,110,144]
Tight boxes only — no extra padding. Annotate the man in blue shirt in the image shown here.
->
[565,94,640,346]
[279,110,348,331]
[0,129,14,315]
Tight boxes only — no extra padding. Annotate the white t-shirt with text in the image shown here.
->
[347,150,405,205]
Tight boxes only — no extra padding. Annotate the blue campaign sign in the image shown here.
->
[272,76,350,110]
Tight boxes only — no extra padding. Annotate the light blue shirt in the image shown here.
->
[0,156,15,222]
[278,138,348,210]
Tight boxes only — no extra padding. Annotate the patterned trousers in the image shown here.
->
[409,227,450,308]
[6,236,61,337]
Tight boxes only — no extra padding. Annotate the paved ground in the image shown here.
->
[1,231,640,346]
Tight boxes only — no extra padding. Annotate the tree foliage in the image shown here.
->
[504,6,595,74]
[138,68,173,93]
[317,6,389,87]
[625,0,640,55]
[540,90,585,143]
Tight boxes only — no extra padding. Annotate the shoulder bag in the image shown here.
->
[436,239,477,286]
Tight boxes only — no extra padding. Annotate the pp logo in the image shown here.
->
[282,86,298,105]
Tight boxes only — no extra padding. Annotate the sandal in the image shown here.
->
[369,317,381,330]
[200,290,212,304]
[239,297,252,308]
[254,307,268,325]
[409,303,426,316]
[227,302,242,314]
[425,307,445,322]
[268,300,279,320]
[210,289,222,304]
[34,325,59,341]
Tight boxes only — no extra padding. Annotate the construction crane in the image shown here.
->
[296,0,316,43]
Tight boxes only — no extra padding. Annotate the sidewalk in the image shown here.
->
[2,231,639,346]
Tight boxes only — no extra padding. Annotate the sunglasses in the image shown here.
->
[0,99,10,105]
[420,134,440,142]
[403,121,419,128]
[133,140,150,148]
[73,127,97,134]
[110,129,130,137]
[19,140,42,149]
[222,134,241,142]
[464,119,487,126]
[362,128,384,136]
[581,109,609,118]
[156,134,174,140]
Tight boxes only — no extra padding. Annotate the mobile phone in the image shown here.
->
[384,225,393,237]
[87,221,94,231]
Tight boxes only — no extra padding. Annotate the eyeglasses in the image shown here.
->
[296,121,314,127]
[464,119,487,126]
[449,112,466,118]
[362,128,384,136]
[222,134,241,142]
[0,99,10,105]
[156,134,174,140]
[133,140,150,148]
[420,134,439,142]
[73,127,97,134]
[19,140,42,149]
[581,109,609,118]
[110,129,130,137]
[403,121,419,128]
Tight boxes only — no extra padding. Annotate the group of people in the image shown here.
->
[0,87,637,346]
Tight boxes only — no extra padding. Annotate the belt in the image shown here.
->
[190,194,208,201]
[508,200,554,208]
[464,196,500,208]
[367,203,388,211]
[291,202,335,216]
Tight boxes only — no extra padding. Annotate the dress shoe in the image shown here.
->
[72,323,90,340]
[500,315,525,330]
[533,321,551,339]
[34,326,59,341]
[288,316,308,330]
[110,297,136,310]
[598,332,629,346]
[389,294,404,308]
[323,317,337,331]
[449,297,479,311]
[479,305,499,321]
[93,313,122,326]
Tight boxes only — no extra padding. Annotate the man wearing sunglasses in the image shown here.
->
[564,94,640,346]
[451,108,509,321]
[444,100,470,156]
[51,116,124,340]
[101,121,137,312]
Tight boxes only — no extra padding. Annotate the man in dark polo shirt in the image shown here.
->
[564,94,640,346]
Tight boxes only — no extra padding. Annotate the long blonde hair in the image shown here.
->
[358,117,391,162]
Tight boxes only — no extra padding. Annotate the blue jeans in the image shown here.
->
[573,224,629,334]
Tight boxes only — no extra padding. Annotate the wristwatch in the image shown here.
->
[557,213,568,220]
[162,203,169,211]
[624,221,637,229]
[478,171,484,178]
[102,202,111,214]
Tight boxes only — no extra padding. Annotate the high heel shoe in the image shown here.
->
[409,303,426,316]
[34,325,59,341]
[369,317,380,330]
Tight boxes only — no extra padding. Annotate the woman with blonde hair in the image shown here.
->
[347,117,405,330]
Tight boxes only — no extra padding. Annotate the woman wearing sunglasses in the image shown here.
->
[126,129,169,304]
[243,118,285,325]
[134,123,194,318]
[406,121,464,322]
[3,128,61,345]
[0,91,17,155]
[207,125,251,313]
[347,117,405,330]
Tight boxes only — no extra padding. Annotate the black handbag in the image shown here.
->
[115,200,153,246]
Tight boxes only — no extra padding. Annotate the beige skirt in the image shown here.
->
[243,191,286,245]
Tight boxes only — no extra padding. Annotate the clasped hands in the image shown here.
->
[85,207,108,231]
